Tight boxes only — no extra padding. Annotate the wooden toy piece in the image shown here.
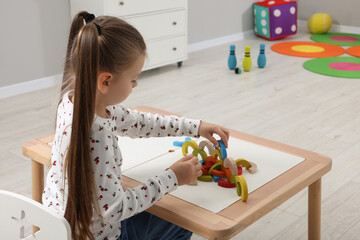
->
[211,169,226,178]
[192,148,207,161]
[201,167,208,176]
[212,149,223,165]
[235,158,251,169]
[213,176,221,182]
[221,166,233,182]
[233,175,248,201]
[182,140,199,156]
[218,180,236,188]
[235,158,257,174]
[198,140,215,156]
[173,137,191,147]
[205,156,219,164]
[208,162,222,175]
[238,166,243,175]
[204,161,214,171]
[217,140,227,160]
[228,44,237,70]
[257,43,266,68]
[223,157,238,176]
[168,149,175,152]
[198,175,213,182]
[242,45,252,72]
[248,161,257,174]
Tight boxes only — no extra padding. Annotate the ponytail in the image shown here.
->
[61,11,88,95]
[64,12,100,240]
[58,11,146,240]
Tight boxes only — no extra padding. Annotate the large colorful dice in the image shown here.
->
[254,0,297,40]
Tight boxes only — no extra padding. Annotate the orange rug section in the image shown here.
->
[271,41,345,58]
[346,45,360,58]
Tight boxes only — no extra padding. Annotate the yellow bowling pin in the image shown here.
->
[242,46,252,72]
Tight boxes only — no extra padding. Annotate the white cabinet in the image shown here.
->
[70,0,188,71]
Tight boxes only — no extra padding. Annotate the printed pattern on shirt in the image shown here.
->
[42,91,201,240]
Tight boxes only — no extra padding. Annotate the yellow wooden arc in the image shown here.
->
[192,148,207,160]
[197,175,213,182]
[208,162,222,175]
[234,175,248,201]
[235,158,251,169]
[182,140,199,156]
[212,149,223,165]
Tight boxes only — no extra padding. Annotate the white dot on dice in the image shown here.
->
[274,9,281,17]
[290,7,296,14]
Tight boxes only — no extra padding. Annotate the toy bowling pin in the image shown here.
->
[242,46,252,72]
[257,43,266,68]
[228,45,237,70]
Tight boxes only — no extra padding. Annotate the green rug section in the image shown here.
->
[303,57,360,78]
[311,33,360,46]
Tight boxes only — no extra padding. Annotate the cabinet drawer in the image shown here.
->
[105,0,186,16]
[124,10,186,41]
[145,36,187,68]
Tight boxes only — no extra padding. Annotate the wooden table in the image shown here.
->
[22,106,332,240]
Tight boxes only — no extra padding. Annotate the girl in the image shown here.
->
[43,11,230,240]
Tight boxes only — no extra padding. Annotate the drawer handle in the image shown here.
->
[173,47,177,51]
[119,1,125,5]
[173,21,177,25]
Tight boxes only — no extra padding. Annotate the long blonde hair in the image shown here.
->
[60,11,146,240]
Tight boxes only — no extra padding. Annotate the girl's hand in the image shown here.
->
[169,154,202,186]
[198,121,230,148]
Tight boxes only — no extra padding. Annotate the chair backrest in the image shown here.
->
[0,190,71,240]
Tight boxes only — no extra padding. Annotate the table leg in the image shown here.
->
[308,178,321,240]
[32,159,44,234]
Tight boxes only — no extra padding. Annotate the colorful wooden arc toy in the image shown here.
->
[181,140,257,202]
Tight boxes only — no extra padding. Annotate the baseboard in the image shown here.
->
[0,74,62,100]
[188,30,254,53]
[298,20,360,34]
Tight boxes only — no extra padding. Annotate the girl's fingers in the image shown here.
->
[195,163,202,171]
[207,134,219,148]
[215,127,229,148]
[181,154,194,161]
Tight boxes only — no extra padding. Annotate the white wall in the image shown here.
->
[298,0,360,27]
[0,0,359,90]
[188,0,256,43]
[0,0,70,88]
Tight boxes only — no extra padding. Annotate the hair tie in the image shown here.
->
[94,23,102,35]
[83,13,95,24]
[83,13,101,35]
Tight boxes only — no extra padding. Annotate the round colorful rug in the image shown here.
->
[346,45,360,58]
[303,57,360,78]
[311,33,360,46]
[271,41,345,58]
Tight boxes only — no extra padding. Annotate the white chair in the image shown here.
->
[0,190,71,240]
